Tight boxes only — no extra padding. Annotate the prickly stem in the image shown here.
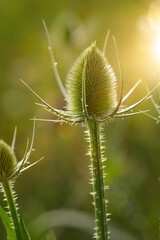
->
[87,119,108,240]
[2,180,22,240]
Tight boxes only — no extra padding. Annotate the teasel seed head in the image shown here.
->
[0,140,17,181]
[0,122,43,183]
[21,22,157,124]
[65,42,117,118]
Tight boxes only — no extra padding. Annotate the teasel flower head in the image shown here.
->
[65,42,118,119]
[0,140,17,181]
[0,121,43,182]
[20,20,160,124]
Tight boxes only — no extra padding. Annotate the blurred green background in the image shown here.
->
[0,0,160,239]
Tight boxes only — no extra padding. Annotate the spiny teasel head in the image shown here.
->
[20,21,160,124]
[65,43,117,118]
[0,122,43,182]
[0,140,17,181]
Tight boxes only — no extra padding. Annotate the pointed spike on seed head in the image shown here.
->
[65,42,118,118]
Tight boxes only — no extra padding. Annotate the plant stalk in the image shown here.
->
[87,119,108,240]
[2,180,22,240]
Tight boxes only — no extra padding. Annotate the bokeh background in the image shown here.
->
[0,0,160,239]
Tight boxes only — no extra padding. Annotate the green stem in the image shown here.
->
[87,119,108,240]
[2,180,22,240]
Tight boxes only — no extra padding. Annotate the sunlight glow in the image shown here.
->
[147,1,160,61]
[155,33,160,60]
[148,0,160,31]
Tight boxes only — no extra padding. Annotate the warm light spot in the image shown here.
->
[147,1,160,62]
[155,33,160,60]
[148,0,160,31]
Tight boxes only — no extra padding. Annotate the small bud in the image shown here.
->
[66,43,117,118]
[0,140,17,181]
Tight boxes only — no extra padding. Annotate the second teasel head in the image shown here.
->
[0,140,17,181]
[0,122,42,182]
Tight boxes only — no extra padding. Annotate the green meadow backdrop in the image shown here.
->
[0,0,160,239]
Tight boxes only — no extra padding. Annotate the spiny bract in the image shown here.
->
[0,140,17,180]
[65,43,117,118]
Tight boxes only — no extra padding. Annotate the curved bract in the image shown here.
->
[66,43,117,118]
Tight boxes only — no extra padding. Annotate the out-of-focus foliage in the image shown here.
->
[0,0,160,239]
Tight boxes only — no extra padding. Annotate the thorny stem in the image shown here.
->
[87,119,108,240]
[2,180,22,240]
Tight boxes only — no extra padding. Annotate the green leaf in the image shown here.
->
[19,209,31,240]
[0,206,16,240]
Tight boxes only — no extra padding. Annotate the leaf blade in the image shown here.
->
[0,206,16,240]
[19,209,31,240]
